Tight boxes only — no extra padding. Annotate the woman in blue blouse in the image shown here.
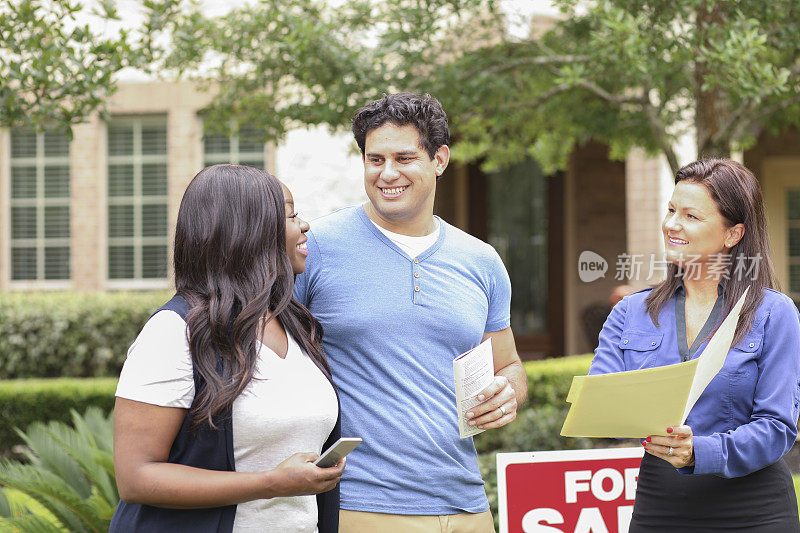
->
[590,159,800,531]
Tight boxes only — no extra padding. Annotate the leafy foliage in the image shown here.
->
[153,0,800,173]
[143,0,494,141]
[405,0,800,172]
[0,0,134,133]
[8,0,798,171]
[0,408,117,533]
[0,377,116,460]
[0,291,170,379]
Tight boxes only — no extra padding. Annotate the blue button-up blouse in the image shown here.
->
[589,287,800,478]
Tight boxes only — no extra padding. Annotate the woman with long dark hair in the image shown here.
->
[590,159,800,531]
[110,164,342,532]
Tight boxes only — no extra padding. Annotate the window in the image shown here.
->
[9,129,71,281]
[787,189,800,305]
[107,118,169,280]
[203,126,265,168]
[488,160,548,335]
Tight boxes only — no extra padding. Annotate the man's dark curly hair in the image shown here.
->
[351,92,450,160]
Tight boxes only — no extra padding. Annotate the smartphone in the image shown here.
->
[314,437,362,468]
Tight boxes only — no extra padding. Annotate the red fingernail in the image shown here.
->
[641,441,646,446]
[646,437,651,442]
[666,427,673,433]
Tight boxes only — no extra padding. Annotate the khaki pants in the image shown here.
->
[339,509,495,533]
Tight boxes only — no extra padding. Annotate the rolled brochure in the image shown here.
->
[453,338,494,439]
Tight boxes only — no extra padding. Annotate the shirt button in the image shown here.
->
[413,258,419,264]
[414,286,420,292]
[414,272,420,278]
[749,342,755,348]
[623,339,629,344]
[651,341,657,346]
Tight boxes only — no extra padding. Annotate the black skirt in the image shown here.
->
[630,452,800,532]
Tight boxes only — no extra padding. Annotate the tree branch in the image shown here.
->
[501,82,573,110]
[533,38,646,106]
[575,80,647,105]
[732,93,800,141]
[709,64,800,147]
[709,98,757,147]
[460,82,573,121]
[465,54,591,78]
[641,90,680,175]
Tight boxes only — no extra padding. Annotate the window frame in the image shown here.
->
[202,126,267,169]
[104,116,171,288]
[8,128,72,288]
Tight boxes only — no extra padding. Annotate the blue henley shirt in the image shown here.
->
[294,206,511,514]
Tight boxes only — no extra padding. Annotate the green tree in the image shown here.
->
[0,0,136,134]
[148,0,490,138]
[410,0,800,174]
[165,0,800,174]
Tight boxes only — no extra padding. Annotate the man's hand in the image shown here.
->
[465,375,518,430]
[467,327,527,430]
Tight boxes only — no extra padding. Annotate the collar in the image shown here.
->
[675,277,726,296]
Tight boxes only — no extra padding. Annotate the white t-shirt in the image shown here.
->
[371,217,441,258]
[116,310,338,533]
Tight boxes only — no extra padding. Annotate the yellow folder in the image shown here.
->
[560,287,749,438]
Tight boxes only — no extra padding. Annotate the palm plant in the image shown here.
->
[0,407,117,532]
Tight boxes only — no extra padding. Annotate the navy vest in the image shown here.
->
[110,294,341,532]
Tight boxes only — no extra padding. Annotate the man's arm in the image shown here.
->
[465,327,528,430]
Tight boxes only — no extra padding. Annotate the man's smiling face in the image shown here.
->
[363,122,443,232]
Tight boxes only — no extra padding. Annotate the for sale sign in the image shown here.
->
[497,447,644,533]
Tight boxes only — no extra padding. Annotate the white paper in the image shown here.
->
[681,286,749,423]
[453,338,494,438]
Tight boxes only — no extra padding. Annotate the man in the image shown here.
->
[294,92,527,532]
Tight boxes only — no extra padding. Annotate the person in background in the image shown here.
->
[609,284,634,307]
[590,159,800,531]
[111,164,343,533]
[294,92,527,532]
[582,284,636,348]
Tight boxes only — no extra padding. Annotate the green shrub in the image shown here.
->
[474,354,594,455]
[0,291,170,379]
[0,354,593,456]
[0,379,117,454]
[0,407,117,533]
[0,488,61,531]
[524,354,593,405]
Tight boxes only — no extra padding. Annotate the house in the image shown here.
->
[2,80,799,359]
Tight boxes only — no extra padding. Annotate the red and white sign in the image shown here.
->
[497,447,644,533]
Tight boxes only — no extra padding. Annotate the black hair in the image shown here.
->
[351,92,450,159]
[174,164,328,428]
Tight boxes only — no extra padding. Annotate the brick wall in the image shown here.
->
[564,141,628,355]
[70,116,105,290]
[625,148,670,287]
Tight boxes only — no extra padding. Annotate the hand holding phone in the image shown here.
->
[314,437,362,468]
